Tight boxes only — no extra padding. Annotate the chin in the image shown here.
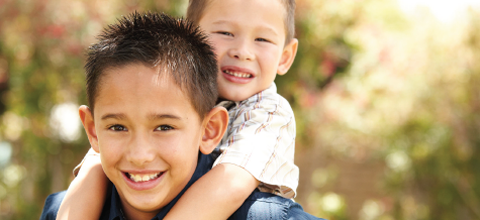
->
[125,192,167,212]
[221,93,249,102]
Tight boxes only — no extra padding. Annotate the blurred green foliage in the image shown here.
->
[0,0,479,219]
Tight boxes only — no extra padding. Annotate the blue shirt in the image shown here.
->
[41,153,324,220]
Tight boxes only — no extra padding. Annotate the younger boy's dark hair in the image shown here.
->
[85,12,218,119]
[186,0,296,45]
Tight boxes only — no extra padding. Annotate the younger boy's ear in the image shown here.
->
[199,106,229,155]
[277,38,299,75]
[79,105,100,153]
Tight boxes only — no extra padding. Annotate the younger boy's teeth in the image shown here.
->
[128,173,161,183]
[224,70,251,78]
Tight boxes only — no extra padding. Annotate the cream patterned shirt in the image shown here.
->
[213,83,299,199]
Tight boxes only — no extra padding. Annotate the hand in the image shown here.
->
[74,148,102,177]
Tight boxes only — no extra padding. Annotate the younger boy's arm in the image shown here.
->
[56,149,109,220]
[164,163,259,220]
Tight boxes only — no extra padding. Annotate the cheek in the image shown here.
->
[260,47,280,62]
[97,133,126,175]
[162,133,200,165]
[100,151,119,179]
[208,37,226,56]
[166,130,201,170]
[259,48,282,71]
[98,134,123,158]
[165,146,198,187]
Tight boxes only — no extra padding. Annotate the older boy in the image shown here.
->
[42,12,228,220]
[42,11,321,220]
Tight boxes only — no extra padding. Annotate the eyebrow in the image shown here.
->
[100,113,182,121]
[211,20,230,25]
[101,113,126,120]
[147,114,182,121]
[212,20,279,37]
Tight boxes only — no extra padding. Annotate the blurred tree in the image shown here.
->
[381,9,480,219]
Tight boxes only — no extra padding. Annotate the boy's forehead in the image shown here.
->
[99,64,176,89]
[204,0,285,10]
[207,0,286,15]
[205,0,286,15]
[201,0,287,32]
[99,64,175,91]
[94,63,196,114]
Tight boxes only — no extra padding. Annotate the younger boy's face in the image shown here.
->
[199,0,295,101]
[90,64,204,219]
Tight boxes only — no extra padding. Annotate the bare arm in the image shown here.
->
[56,150,109,220]
[164,163,259,220]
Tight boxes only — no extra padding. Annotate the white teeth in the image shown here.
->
[224,70,251,78]
[129,173,161,183]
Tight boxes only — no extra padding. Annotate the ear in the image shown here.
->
[79,105,100,153]
[199,106,229,155]
[277,38,298,75]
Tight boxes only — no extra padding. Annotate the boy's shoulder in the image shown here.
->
[40,190,113,220]
[40,191,67,220]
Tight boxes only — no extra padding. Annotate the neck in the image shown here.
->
[120,199,157,220]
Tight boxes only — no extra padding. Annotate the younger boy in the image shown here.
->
[58,0,307,219]
[169,0,301,218]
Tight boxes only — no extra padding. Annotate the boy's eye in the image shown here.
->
[217,31,233,37]
[155,125,173,131]
[255,38,270,43]
[109,125,127,131]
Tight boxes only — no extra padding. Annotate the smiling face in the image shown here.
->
[90,63,205,219]
[198,0,298,102]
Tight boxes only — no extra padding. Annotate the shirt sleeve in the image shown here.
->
[40,191,67,220]
[213,97,299,199]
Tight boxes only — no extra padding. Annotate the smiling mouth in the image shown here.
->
[125,172,163,183]
[223,70,253,78]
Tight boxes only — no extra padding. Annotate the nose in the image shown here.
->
[227,38,254,61]
[126,133,155,167]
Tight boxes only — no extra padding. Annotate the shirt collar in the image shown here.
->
[240,82,277,106]
[107,153,212,220]
[216,83,277,110]
[107,188,122,220]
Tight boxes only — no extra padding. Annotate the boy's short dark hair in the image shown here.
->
[85,12,218,118]
[186,0,296,44]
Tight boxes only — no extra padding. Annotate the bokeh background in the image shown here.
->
[1,0,480,219]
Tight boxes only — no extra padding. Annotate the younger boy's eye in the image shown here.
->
[217,31,233,37]
[109,125,127,131]
[155,125,173,131]
[255,38,270,43]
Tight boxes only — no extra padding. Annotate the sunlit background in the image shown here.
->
[1,0,480,219]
